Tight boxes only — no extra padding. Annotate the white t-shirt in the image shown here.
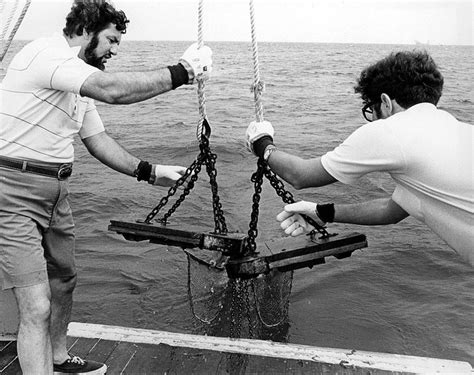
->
[0,34,104,163]
[321,103,474,264]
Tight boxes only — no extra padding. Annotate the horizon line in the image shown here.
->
[12,38,473,47]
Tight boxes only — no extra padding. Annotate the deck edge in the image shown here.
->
[67,322,472,374]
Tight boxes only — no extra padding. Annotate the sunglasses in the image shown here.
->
[362,101,379,122]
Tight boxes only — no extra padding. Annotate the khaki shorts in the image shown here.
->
[0,166,76,290]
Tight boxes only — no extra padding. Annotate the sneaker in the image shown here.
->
[53,354,107,374]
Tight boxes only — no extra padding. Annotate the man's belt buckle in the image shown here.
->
[57,164,72,180]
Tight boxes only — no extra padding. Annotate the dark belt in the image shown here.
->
[0,156,72,180]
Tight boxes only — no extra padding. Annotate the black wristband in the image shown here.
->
[167,63,189,89]
[253,136,274,159]
[316,203,335,223]
[134,160,153,182]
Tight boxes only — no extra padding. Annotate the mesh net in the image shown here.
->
[186,252,293,342]
[186,249,230,324]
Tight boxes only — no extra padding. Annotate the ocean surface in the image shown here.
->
[2,40,473,367]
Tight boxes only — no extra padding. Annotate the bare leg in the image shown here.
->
[14,282,53,375]
[49,275,77,364]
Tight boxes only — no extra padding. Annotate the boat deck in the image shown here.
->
[0,337,328,374]
[1,323,472,374]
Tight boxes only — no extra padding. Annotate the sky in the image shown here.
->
[4,0,473,45]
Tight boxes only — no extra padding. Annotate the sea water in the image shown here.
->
[1,40,473,365]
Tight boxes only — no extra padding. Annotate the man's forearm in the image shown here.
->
[267,150,336,189]
[82,132,139,176]
[334,198,409,225]
[80,69,174,104]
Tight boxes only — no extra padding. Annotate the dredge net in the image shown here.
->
[186,251,293,342]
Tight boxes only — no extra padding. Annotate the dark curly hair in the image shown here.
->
[354,50,444,108]
[63,0,129,38]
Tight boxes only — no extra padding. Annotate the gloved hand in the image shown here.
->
[150,164,187,187]
[179,43,213,84]
[246,120,274,156]
[276,201,326,237]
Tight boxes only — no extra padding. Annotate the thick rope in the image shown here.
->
[1,0,19,41]
[249,0,264,122]
[1,0,31,62]
[196,0,208,142]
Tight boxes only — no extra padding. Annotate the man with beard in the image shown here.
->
[0,1,212,374]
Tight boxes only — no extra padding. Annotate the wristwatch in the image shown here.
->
[148,165,156,185]
[263,145,277,161]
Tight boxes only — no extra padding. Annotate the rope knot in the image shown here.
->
[250,81,265,95]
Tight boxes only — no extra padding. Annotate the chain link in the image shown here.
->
[245,159,265,254]
[229,279,243,339]
[245,158,334,254]
[244,279,254,338]
[204,142,228,234]
[261,159,333,239]
[143,136,227,234]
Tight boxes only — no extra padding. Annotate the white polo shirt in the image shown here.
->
[322,103,474,264]
[0,34,104,163]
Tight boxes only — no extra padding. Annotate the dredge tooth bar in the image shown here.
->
[226,232,367,279]
[108,220,247,255]
[109,220,367,279]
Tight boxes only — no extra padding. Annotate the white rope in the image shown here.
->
[1,0,31,62]
[249,0,264,122]
[1,0,19,41]
[196,0,208,142]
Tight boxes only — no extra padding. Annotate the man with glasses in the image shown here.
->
[245,50,473,266]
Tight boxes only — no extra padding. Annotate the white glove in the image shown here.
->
[245,120,274,154]
[150,165,187,187]
[276,201,326,237]
[179,43,212,84]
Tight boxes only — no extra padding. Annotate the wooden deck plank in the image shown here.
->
[167,346,229,375]
[67,337,100,358]
[103,341,139,374]
[284,359,323,375]
[0,340,13,352]
[0,340,17,373]
[0,362,21,375]
[222,352,249,374]
[123,343,174,374]
[83,339,119,364]
[66,336,79,349]
[283,360,396,375]
[246,355,302,374]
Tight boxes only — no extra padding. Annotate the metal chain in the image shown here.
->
[203,141,228,234]
[229,279,243,339]
[244,279,255,338]
[245,159,265,254]
[143,137,227,234]
[261,160,334,239]
[144,156,202,224]
[245,159,333,254]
